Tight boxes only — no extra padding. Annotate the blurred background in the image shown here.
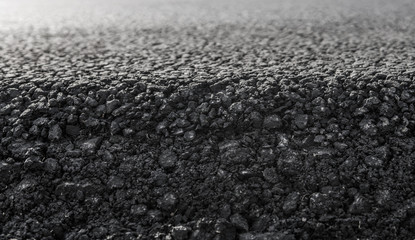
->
[0,0,413,31]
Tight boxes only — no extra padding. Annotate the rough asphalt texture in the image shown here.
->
[1,0,415,239]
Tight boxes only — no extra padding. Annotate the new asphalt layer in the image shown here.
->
[1,0,415,239]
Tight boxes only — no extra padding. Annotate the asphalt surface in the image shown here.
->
[1,0,415,239]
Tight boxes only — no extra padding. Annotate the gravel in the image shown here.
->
[1,0,415,239]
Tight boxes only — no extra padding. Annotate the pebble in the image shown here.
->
[184,130,196,141]
[44,158,60,173]
[229,102,244,113]
[310,192,329,214]
[158,192,178,210]
[107,175,124,189]
[294,114,309,129]
[263,114,282,129]
[80,137,102,154]
[106,99,121,114]
[364,156,383,168]
[283,192,300,214]
[158,150,178,169]
[230,213,249,232]
[262,167,278,183]
[48,124,62,141]
[349,195,370,214]
[171,225,191,240]
[131,204,148,216]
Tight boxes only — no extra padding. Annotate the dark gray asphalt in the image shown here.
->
[1,0,415,239]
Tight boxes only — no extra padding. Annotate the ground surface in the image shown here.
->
[1,0,415,239]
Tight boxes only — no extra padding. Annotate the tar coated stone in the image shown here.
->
[364,156,383,168]
[263,115,282,129]
[283,192,300,214]
[349,195,370,214]
[107,175,124,189]
[230,213,249,232]
[106,99,121,114]
[158,192,178,210]
[131,204,148,216]
[80,137,102,154]
[158,150,177,169]
[184,130,196,141]
[262,167,278,183]
[310,193,329,214]
[171,225,191,240]
[48,124,62,141]
[294,114,309,129]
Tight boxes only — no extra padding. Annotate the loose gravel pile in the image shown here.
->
[1,0,415,239]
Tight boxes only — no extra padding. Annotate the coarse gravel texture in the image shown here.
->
[1,0,415,239]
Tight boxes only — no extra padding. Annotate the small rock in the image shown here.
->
[379,103,395,117]
[80,137,102,154]
[176,118,191,128]
[7,140,35,160]
[310,192,329,214]
[310,148,334,158]
[0,104,13,116]
[8,88,20,98]
[277,134,289,148]
[229,102,244,113]
[263,115,282,129]
[0,162,12,183]
[55,182,80,198]
[23,156,43,170]
[131,204,148,216]
[230,213,249,232]
[215,218,236,239]
[375,189,391,206]
[34,117,49,126]
[106,99,121,114]
[48,124,62,141]
[107,175,124,189]
[250,111,263,128]
[19,109,33,118]
[363,96,380,107]
[184,130,196,141]
[85,96,98,107]
[159,150,178,169]
[219,140,251,164]
[156,121,168,133]
[110,121,121,135]
[92,227,108,239]
[278,150,301,176]
[364,156,383,168]
[83,117,100,128]
[219,204,232,219]
[123,128,134,137]
[251,215,270,232]
[171,225,191,240]
[262,167,278,183]
[334,142,348,150]
[29,125,40,136]
[44,158,60,173]
[283,192,300,214]
[349,195,370,214]
[294,114,308,129]
[359,119,377,135]
[314,135,325,143]
[158,192,178,210]
[374,146,390,161]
